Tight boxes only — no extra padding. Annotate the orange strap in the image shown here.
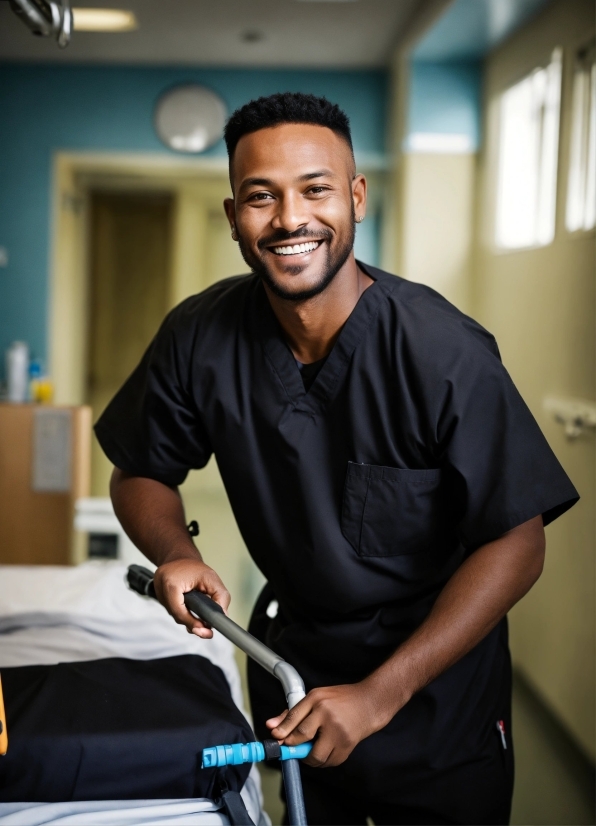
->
[0,674,7,755]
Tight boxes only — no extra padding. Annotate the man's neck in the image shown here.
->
[264,254,374,364]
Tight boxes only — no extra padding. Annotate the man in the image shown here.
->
[96,93,578,825]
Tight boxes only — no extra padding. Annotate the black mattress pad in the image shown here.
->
[0,654,254,802]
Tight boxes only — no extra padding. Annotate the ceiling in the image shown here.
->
[0,0,423,68]
[413,0,554,61]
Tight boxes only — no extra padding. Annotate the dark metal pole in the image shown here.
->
[282,758,307,826]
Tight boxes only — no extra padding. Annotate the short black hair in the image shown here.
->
[224,92,353,159]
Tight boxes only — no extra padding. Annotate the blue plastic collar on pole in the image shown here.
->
[202,740,312,768]
[280,744,312,761]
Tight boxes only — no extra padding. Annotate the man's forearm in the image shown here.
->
[110,468,230,636]
[110,468,200,566]
[362,516,545,722]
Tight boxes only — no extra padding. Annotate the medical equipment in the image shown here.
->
[0,562,267,826]
[127,564,310,826]
[203,740,313,768]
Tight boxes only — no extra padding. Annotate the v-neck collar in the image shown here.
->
[256,262,396,414]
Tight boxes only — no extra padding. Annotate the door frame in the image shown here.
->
[49,152,230,406]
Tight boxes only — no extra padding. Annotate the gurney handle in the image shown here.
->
[185,589,307,710]
[127,565,306,710]
[127,564,308,826]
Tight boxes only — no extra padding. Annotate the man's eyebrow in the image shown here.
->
[239,169,336,192]
[298,169,335,181]
[239,176,274,191]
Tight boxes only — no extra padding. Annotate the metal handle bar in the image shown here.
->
[127,564,306,709]
[126,564,308,826]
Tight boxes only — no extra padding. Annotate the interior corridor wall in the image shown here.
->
[473,0,595,759]
[386,56,482,314]
[399,151,475,313]
[0,64,388,375]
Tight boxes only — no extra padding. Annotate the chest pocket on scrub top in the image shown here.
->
[341,461,443,557]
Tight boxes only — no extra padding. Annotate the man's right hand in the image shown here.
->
[152,554,231,639]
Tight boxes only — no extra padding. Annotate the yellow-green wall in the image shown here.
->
[474,0,595,759]
[399,151,475,313]
[389,0,594,760]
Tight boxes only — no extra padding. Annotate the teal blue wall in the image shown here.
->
[413,0,552,60]
[407,60,482,150]
[407,0,554,152]
[0,65,388,374]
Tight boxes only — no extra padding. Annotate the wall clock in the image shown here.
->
[154,84,227,153]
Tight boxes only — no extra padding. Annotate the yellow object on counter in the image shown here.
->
[30,378,54,404]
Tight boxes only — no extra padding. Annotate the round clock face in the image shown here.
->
[154,85,227,153]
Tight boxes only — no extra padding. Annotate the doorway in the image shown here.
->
[88,190,174,497]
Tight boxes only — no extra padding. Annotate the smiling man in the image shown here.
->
[96,93,578,826]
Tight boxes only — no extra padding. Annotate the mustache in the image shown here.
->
[257,227,333,250]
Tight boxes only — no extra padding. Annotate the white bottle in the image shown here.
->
[6,341,29,403]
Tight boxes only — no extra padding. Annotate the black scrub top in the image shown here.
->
[96,263,578,702]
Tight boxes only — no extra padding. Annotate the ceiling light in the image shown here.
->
[72,8,138,32]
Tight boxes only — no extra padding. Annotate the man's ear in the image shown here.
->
[352,174,367,223]
[224,198,238,241]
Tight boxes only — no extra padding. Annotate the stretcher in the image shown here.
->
[127,565,310,826]
[0,562,267,826]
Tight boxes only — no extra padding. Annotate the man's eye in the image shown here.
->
[249,192,274,202]
[307,186,329,195]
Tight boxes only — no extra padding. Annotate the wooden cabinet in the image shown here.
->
[0,404,91,564]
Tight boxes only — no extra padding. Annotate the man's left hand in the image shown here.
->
[266,682,395,768]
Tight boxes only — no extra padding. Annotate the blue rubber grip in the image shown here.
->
[280,743,312,761]
[202,740,312,768]
[202,741,265,768]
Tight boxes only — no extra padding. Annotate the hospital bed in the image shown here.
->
[0,561,269,826]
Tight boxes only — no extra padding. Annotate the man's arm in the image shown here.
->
[110,468,230,638]
[267,515,545,767]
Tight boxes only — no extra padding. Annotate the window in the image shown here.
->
[566,42,596,233]
[495,49,563,249]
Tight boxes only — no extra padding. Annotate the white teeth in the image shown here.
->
[272,241,319,255]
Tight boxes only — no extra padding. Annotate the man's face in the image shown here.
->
[224,123,366,302]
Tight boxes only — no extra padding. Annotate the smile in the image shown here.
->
[270,240,321,256]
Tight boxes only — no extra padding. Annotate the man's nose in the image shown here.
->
[271,192,309,233]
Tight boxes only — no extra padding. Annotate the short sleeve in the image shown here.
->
[94,308,212,487]
[435,337,579,550]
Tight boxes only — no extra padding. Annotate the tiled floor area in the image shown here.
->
[253,673,595,826]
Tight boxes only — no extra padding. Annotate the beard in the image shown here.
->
[236,206,356,302]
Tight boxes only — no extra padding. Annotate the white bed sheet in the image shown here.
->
[0,562,269,826]
[0,777,266,826]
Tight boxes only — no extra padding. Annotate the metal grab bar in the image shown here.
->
[127,564,308,826]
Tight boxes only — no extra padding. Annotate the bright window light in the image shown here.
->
[72,8,137,32]
[408,133,472,153]
[566,45,596,232]
[495,48,562,249]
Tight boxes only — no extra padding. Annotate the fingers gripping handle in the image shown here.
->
[126,566,224,624]
[126,566,306,706]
